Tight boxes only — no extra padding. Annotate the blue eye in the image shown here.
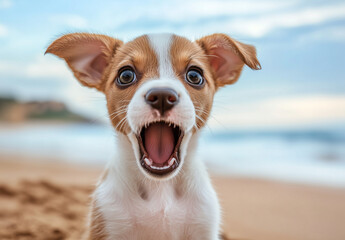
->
[186,68,204,86]
[117,68,136,86]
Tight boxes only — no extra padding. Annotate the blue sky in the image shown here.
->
[0,0,344,129]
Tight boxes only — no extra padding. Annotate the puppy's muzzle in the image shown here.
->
[145,88,179,116]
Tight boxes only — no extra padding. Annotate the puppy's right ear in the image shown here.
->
[45,33,123,91]
[196,34,261,87]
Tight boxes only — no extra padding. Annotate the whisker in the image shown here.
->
[109,108,127,117]
[195,114,206,125]
[110,112,127,122]
[195,113,215,134]
[194,108,209,115]
[109,109,127,119]
[115,116,128,131]
[194,105,230,131]
[118,116,128,132]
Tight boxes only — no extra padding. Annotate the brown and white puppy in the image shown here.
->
[46,33,260,240]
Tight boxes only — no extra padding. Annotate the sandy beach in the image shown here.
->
[0,155,345,240]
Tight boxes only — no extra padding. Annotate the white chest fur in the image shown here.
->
[94,163,221,240]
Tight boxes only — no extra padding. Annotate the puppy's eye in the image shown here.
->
[117,68,136,86]
[186,68,204,87]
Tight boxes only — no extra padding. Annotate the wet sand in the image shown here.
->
[0,155,344,240]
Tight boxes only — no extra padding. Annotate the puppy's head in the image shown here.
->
[46,33,260,180]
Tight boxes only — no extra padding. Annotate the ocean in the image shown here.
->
[0,123,344,188]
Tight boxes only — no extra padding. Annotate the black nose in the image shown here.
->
[145,88,179,116]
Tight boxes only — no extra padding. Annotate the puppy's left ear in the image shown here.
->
[196,33,261,87]
[45,33,123,91]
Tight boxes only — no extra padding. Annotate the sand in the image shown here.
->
[0,155,345,240]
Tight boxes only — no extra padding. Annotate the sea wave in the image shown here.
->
[0,123,344,187]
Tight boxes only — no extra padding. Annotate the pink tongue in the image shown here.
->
[144,123,175,164]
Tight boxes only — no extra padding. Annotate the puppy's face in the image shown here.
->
[46,33,260,180]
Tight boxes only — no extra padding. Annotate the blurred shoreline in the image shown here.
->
[0,154,344,240]
[0,96,95,123]
[1,121,344,188]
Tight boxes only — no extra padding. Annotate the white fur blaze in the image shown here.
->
[148,33,175,78]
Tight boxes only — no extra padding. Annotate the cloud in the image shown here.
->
[143,0,296,21]
[223,3,345,38]
[103,0,295,29]
[50,14,88,29]
[106,0,297,38]
[209,95,345,129]
[109,1,345,39]
[0,56,72,80]
[0,0,12,8]
[298,26,345,43]
[0,24,8,37]
[0,61,16,73]
[26,56,73,79]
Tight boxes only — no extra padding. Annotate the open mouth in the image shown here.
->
[137,121,184,176]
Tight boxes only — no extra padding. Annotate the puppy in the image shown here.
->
[46,32,260,240]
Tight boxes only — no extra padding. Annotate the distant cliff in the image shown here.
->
[0,96,93,123]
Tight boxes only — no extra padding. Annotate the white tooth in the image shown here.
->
[168,158,176,166]
[150,165,170,170]
[144,158,152,166]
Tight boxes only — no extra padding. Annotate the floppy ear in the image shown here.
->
[45,33,123,91]
[196,33,261,87]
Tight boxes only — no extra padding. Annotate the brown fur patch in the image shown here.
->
[170,35,216,130]
[86,199,107,240]
[102,35,159,134]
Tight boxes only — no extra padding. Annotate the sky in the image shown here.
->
[0,0,345,129]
